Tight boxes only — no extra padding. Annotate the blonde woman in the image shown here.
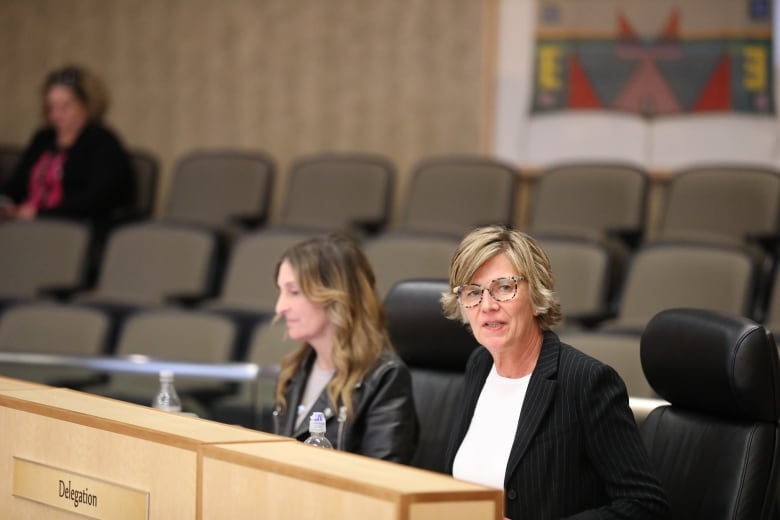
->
[442,226,669,519]
[272,233,419,463]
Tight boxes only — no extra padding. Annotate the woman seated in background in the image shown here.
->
[272,232,419,463]
[441,225,669,519]
[0,64,134,232]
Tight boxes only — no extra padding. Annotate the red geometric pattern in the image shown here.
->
[692,54,731,111]
[533,5,773,116]
[567,55,601,108]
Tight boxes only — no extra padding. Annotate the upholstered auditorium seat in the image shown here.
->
[74,222,219,316]
[162,148,276,232]
[0,143,22,189]
[557,332,654,398]
[363,232,460,299]
[0,302,111,387]
[0,218,91,308]
[200,229,316,358]
[399,155,518,237]
[597,241,758,335]
[209,318,295,430]
[84,308,238,413]
[527,162,648,248]
[126,148,160,221]
[276,152,395,235]
[383,279,479,472]
[653,165,780,248]
[533,234,614,331]
[640,308,780,519]
[97,148,161,246]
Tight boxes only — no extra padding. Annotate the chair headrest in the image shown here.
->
[641,308,780,421]
[384,279,479,371]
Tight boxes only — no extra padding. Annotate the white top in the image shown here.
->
[295,365,336,429]
[452,364,530,489]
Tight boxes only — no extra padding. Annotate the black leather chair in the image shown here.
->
[640,308,780,519]
[383,279,479,473]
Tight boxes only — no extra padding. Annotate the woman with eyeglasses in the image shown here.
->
[272,232,419,463]
[0,64,133,232]
[441,226,669,519]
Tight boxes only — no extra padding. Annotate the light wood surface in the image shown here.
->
[0,386,288,518]
[0,375,49,391]
[0,387,283,447]
[0,396,197,518]
[1,1,490,223]
[0,384,501,519]
[200,442,502,520]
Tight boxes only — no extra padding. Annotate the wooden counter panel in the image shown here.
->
[0,386,499,519]
[202,457,397,519]
[0,404,196,518]
[409,501,498,520]
[0,388,283,448]
[0,375,49,390]
[200,442,501,520]
[0,387,290,518]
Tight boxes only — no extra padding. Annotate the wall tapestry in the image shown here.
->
[532,0,774,116]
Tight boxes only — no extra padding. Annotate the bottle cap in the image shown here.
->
[159,370,175,382]
[309,411,327,433]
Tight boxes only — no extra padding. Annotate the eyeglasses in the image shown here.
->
[454,275,523,308]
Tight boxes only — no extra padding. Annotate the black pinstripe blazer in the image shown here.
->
[445,331,670,519]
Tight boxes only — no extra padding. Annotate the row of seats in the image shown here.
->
[0,225,776,395]
[0,280,475,467]
[2,280,780,520]
[0,147,518,239]
[0,220,459,352]
[1,216,775,337]
[4,145,779,333]
[3,145,780,254]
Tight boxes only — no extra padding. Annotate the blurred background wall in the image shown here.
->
[0,0,494,219]
[2,0,779,222]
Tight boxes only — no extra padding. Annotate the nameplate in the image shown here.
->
[12,458,149,519]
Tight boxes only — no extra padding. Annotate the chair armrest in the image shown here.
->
[229,212,267,230]
[165,292,211,307]
[747,232,780,255]
[607,228,643,250]
[565,310,618,329]
[351,219,385,236]
[37,284,88,301]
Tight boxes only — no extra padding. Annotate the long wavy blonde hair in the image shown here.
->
[274,233,392,421]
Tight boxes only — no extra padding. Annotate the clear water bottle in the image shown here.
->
[303,411,333,449]
[152,370,182,413]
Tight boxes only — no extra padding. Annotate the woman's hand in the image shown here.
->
[15,203,37,220]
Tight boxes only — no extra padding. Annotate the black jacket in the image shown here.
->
[275,349,419,464]
[3,124,134,226]
[446,332,670,519]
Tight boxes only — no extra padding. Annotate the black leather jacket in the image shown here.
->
[274,349,419,464]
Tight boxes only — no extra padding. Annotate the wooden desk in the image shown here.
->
[201,442,502,519]
[0,383,501,519]
[0,375,49,390]
[0,387,286,518]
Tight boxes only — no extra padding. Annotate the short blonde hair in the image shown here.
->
[441,225,561,331]
[41,65,109,123]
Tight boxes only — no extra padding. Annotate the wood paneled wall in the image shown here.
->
[0,0,495,218]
